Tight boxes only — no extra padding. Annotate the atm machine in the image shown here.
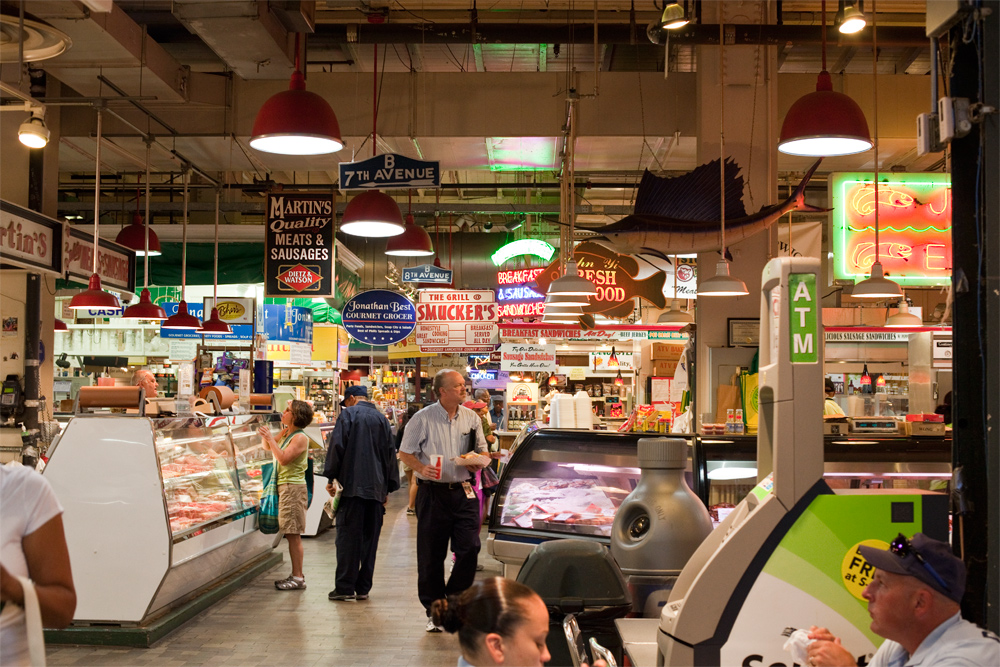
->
[654,257,948,666]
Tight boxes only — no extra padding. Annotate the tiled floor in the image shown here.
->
[47,484,503,666]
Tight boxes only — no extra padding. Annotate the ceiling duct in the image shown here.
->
[172,0,297,80]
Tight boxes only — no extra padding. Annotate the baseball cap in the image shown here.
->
[463,400,488,410]
[858,533,966,603]
[344,385,368,399]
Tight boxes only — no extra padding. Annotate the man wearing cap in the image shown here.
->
[398,369,488,632]
[807,533,999,666]
[323,385,399,602]
[824,378,845,416]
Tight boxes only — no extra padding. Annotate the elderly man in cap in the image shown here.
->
[807,533,999,666]
[323,384,399,602]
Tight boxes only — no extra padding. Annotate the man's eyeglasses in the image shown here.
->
[890,533,949,592]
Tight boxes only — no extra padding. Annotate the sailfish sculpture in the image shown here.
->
[586,158,826,257]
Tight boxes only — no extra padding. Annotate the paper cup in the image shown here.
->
[431,455,443,479]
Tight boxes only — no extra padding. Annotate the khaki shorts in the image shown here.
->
[277,483,308,534]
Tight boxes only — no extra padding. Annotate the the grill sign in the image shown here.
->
[416,290,498,353]
[265,193,334,296]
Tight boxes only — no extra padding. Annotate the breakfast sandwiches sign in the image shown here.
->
[265,192,335,297]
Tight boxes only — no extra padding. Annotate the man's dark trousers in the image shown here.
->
[334,495,385,596]
[415,481,481,612]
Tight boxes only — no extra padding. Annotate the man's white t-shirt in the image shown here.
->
[0,465,64,666]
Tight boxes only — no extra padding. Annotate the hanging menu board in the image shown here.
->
[264,192,335,297]
[416,290,498,353]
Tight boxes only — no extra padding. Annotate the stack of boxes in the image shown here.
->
[650,342,684,377]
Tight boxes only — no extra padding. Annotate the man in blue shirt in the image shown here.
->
[323,385,399,602]
[399,369,488,632]
[807,533,999,666]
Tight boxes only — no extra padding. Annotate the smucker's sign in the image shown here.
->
[265,192,335,297]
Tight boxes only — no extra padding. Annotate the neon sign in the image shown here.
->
[830,172,951,287]
[498,302,545,318]
[497,268,544,285]
[498,285,543,302]
[490,239,556,267]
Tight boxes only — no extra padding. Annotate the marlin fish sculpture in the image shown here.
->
[585,158,827,257]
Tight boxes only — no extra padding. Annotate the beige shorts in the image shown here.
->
[277,483,308,534]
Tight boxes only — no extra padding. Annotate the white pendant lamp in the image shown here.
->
[885,299,922,327]
[69,108,121,312]
[852,7,902,301]
[698,26,748,298]
[18,110,49,148]
[545,259,597,301]
[658,299,694,327]
[839,1,867,34]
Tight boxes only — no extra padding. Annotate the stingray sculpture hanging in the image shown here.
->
[584,158,827,258]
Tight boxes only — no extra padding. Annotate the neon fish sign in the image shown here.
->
[830,172,952,287]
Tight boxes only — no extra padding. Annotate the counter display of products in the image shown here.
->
[488,427,670,577]
[43,413,279,624]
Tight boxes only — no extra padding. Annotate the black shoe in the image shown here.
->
[355,594,369,601]
[328,591,355,601]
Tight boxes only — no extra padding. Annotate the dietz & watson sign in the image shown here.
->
[265,193,334,297]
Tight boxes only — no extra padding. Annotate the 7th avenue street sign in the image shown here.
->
[339,153,440,189]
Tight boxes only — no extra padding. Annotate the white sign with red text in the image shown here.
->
[416,290,498,353]
[500,344,557,372]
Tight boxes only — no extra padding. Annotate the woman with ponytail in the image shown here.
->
[430,577,551,666]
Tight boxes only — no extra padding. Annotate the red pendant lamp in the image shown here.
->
[778,0,872,157]
[197,190,232,336]
[115,194,161,256]
[386,213,434,256]
[250,34,344,156]
[69,108,121,311]
[123,142,167,320]
[162,169,203,330]
[54,319,69,333]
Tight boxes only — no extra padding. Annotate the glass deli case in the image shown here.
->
[487,428,695,578]
[43,413,279,624]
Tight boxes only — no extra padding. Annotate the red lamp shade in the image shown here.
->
[68,274,121,310]
[115,212,162,256]
[122,288,168,320]
[778,71,873,157]
[197,307,232,335]
[161,300,203,330]
[341,190,405,238]
[386,214,434,256]
[54,319,69,333]
[250,70,344,156]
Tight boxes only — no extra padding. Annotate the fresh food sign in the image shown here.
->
[416,290,498,353]
[342,290,417,346]
[500,344,556,372]
[265,192,334,296]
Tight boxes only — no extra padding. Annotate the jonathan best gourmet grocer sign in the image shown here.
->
[265,192,334,297]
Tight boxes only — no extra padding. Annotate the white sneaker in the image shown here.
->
[426,618,443,633]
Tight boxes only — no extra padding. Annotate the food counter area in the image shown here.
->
[43,411,282,625]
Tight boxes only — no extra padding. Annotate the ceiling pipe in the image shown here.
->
[314,23,928,47]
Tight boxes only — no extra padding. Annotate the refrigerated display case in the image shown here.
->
[43,413,279,624]
[487,428,694,577]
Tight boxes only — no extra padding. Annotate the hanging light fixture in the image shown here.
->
[250,34,343,155]
[69,107,121,311]
[699,25,748,298]
[659,255,694,326]
[614,369,625,387]
[838,1,867,34]
[162,168,202,330]
[852,6,902,301]
[197,189,232,336]
[54,319,68,333]
[545,260,597,300]
[778,0,872,157]
[885,298,922,327]
[115,211,161,256]
[123,142,167,320]
[18,110,49,149]
[655,2,689,30]
[860,363,872,390]
[875,373,886,389]
[386,213,434,256]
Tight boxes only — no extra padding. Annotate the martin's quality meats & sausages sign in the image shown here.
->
[265,192,335,297]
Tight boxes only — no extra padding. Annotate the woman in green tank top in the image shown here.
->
[257,399,313,590]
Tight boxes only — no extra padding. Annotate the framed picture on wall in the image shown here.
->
[728,318,760,347]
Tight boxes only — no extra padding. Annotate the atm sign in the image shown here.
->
[788,273,817,364]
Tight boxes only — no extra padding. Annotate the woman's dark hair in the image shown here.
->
[288,400,314,428]
[430,578,542,656]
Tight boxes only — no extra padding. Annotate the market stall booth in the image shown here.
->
[43,388,277,625]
